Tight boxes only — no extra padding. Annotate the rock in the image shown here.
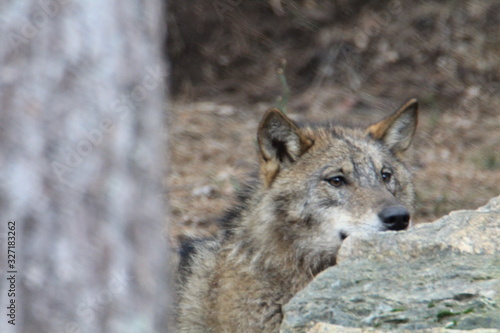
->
[306,323,500,333]
[337,195,500,263]
[281,254,500,332]
[280,196,500,333]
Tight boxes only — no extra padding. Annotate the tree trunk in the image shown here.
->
[0,1,170,332]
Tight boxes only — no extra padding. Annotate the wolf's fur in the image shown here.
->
[176,99,419,332]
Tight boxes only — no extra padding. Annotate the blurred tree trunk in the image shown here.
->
[0,1,170,333]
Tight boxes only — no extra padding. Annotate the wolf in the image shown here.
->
[176,99,419,332]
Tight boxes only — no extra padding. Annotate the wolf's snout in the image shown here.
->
[378,206,410,231]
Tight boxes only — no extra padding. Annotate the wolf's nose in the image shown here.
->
[378,206,410,231]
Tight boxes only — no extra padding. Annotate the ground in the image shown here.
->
[166,0,499,245]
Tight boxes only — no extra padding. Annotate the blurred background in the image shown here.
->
[167,0,500,243]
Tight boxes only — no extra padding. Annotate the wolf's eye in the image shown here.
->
[326,176,346,187]
[381,170,392,183]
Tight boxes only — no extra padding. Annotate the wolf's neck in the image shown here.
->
[226,213,317,292]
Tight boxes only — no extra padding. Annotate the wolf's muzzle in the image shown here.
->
[378,205,410,231]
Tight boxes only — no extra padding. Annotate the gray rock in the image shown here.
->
[337,195,500,263]
[280,196,500,333]
[306,323,500,333]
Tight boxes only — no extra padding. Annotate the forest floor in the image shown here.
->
[165,1,499,245]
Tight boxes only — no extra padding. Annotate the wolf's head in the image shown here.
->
[254,99,418,272]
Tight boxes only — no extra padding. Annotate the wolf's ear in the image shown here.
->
[366,99,418,155]
[257,108,313,186]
